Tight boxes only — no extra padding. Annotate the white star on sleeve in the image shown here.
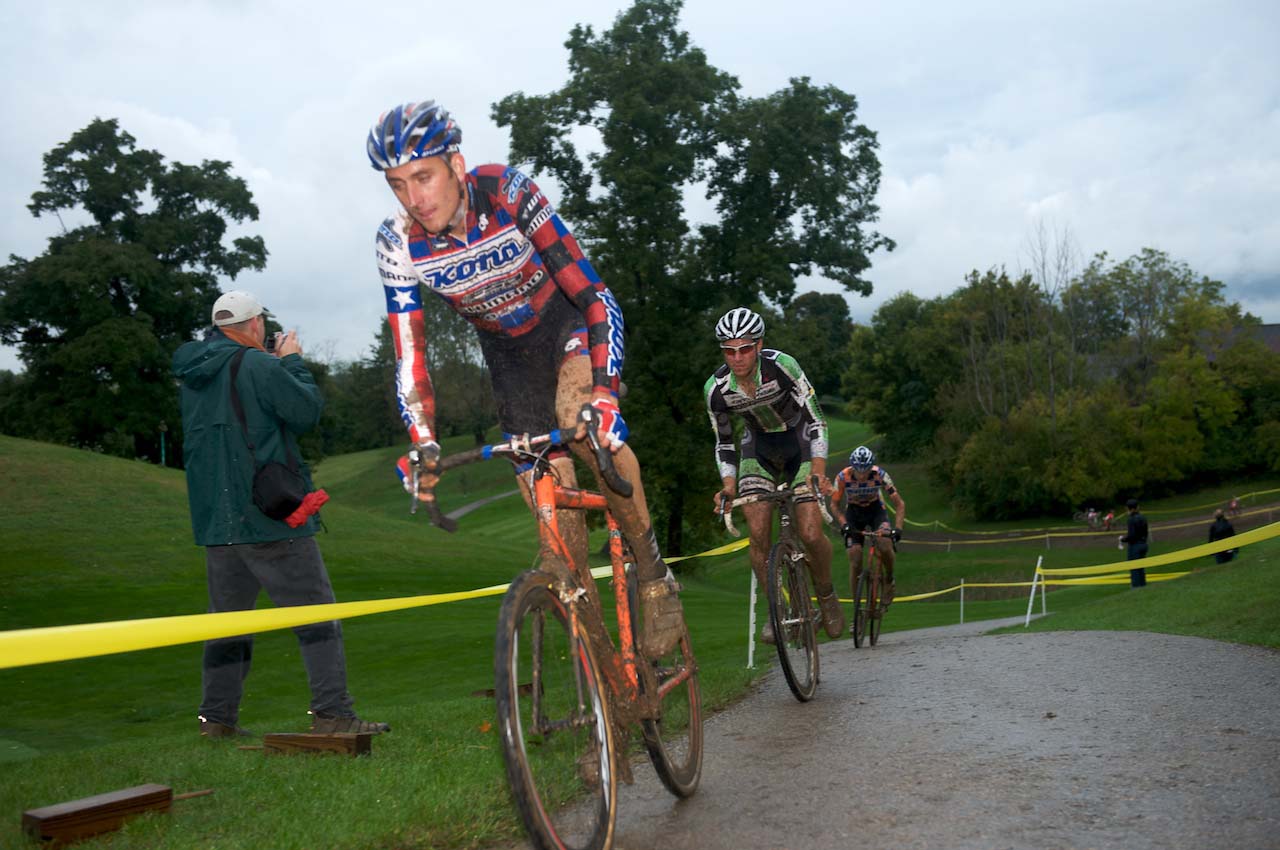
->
[391,289,417,309]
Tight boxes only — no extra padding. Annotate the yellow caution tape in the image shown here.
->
[667,537,750,563]
[0,584,512,671]
[1037,522,1279,576]
[899,488,1278,534]
[2,510,1269,671]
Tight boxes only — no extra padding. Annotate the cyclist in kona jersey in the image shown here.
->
[705,307,845,644]
[831,446,905,609]
[367,101,683,659]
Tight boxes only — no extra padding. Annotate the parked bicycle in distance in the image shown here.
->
[416,407,703,850]
[844,526,895,648]
[722,475,837,702]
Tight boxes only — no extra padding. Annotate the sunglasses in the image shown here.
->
[719,342,757,355]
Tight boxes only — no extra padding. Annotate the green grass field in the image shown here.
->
[1,428,1276,850]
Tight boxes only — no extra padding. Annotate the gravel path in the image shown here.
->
[491,618,1280,849]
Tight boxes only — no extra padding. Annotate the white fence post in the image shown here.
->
[1024,555,1043,627]
[960,578,965,624]
[1040,558,1047,615]
[747,571,757,669]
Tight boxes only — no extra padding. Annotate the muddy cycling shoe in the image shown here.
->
[759,621,776,645]
[884,581,896,608]
[816,585,846,639]
[309,712,391,734]
[199,717,253,738]
[639,578,685,659]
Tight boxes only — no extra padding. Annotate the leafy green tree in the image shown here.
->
[0,119,266,461]
[766,292,853,398]
[842,292,950,459]
[493,0,892,553]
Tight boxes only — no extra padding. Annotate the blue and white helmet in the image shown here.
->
[715,307,765,342]
[367,101,461,171]
[849,446,875,472]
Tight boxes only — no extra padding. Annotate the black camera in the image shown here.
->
[265,332,282,353]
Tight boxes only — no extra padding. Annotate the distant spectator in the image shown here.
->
[1227,496,1241,518]
[1103,509,1115,531]
[1119,498,1149,587]
[1208,509,1237,564]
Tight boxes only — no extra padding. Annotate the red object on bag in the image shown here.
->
[285,489,330,528]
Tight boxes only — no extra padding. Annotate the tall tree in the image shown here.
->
[493,0,892,553]
[0,119,266,460]
[766,292,854,398]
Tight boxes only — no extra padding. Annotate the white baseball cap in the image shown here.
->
[211,290,266,326]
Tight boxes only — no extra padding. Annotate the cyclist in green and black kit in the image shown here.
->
[705,307,845,644]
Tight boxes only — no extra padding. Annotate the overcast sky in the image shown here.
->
[2,0,1277,372]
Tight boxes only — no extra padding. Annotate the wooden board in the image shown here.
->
[23,783,172,845]
[262,732,372,756]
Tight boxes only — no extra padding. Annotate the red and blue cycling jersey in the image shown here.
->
[375,164,624,444]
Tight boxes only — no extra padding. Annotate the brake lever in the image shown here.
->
[580,405,634,498]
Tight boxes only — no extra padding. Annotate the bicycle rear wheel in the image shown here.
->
[767,540,819,701]
[639,624,704,797]
[495,569,617,850]
[852,567,870,648]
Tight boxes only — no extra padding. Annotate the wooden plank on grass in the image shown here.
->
[262,732,372,756]
[22,783,172,845]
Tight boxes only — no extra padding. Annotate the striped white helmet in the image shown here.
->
[715,307,765,341]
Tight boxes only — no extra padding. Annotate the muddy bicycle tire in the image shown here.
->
[495,569,617,850]
[867,550,883,647]
[852,567,870,648]
[623,560,705,798]
[639,625,704,797]
[767,539,819,701]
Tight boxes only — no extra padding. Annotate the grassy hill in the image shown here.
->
[0,429,1276,849]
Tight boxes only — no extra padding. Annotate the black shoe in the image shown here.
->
[309,712,391,734]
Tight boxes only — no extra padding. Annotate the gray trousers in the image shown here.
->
[200,537,355,725]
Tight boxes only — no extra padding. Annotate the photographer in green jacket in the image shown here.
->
[173,290,387,738]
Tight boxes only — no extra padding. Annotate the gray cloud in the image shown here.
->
[2,0,1277,372]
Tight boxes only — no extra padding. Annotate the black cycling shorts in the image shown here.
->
[738,427,815,501]
[844,503,890,544]
[478,294,588,438]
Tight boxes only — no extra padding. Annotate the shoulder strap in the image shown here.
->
[228,347,299,472]
[229,347,254,454]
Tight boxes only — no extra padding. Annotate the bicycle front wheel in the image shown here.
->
[852,567,870,648]
[767,540,819,701]
[867,558,883,647]
[495,569,617,850]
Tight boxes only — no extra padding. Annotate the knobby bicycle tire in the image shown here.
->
[852,567,870,648]
[495,569,618,850]
[867,547,883,647]
[624,564,705,799]
[767,539,819,701]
